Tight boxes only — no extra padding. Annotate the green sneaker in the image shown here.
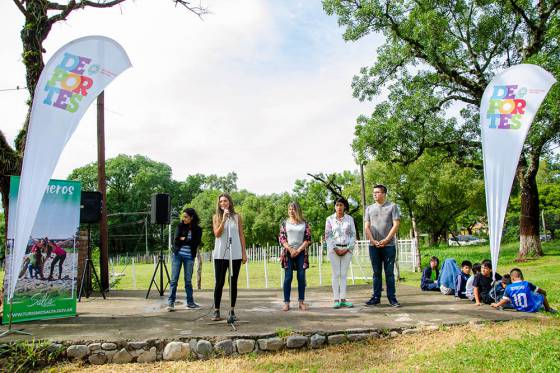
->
[333,302,342,309]
[341,301,353,308]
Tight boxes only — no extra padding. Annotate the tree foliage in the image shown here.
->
[324,0,560,257]
[68,154,237,253]
[0,0,207,242]
[365,153,484,244]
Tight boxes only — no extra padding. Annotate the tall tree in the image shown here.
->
[365,154,483,245]
[0,0,207,237]
[293,172,362,242]
[324,0,560,258]
[69,154,181,253]
[307,171,363,239]
[202,172,239,193]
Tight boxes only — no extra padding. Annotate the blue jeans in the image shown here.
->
[283,252,306,302]
[369,245,397,301]
[168,247,195,305]
[424,282,439,291]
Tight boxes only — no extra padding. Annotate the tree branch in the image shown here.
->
[451,2,483,80]
[508,0,536,30]
[80,0,128,8]
[172,0,210,18]
[383,1,484,99]
[12,0,28,16]
[307,173,344,198]
[48,0,79,25]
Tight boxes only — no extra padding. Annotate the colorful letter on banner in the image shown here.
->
[8,36,131,302]
[3,176,81,323]
[480,64,556,277]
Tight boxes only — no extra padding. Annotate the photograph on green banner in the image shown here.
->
[2,176,81,323]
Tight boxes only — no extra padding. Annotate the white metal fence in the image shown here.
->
[108,238,418,289]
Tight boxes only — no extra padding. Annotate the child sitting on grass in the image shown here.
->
[421,256,440,291]
[491,268,556,313]
[465,263,480,301]
[473,260,502,305]
[455,260,472,299]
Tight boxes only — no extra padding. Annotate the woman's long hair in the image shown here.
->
[288,201,304,224]
[214,193,236,221]
[183,207,200,227]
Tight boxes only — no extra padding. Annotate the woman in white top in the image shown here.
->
[211,193,247,321]
[279,201,312,311]
[325,197,356,308]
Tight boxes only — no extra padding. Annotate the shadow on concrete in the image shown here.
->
[1,284,534,342]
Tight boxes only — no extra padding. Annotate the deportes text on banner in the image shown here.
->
[8,36,131,301]
[480,64,556,277]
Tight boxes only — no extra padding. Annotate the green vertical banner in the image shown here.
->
[3,176,81,323]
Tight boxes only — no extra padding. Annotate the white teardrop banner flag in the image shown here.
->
[481,64,556,277]
[8,36,131,301]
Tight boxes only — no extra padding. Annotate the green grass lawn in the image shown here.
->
[103,258,371,291]
[12,239,560,372]
[2,240,559,307]
[58,239,560,372]
[102,240,560,308]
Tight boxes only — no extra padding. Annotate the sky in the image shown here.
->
[1,0,383,195]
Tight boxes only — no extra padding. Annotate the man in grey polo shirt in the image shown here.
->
[364,184,401,307]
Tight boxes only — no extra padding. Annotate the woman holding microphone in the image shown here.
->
[212,193,247,321]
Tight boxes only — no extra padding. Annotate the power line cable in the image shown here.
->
[0,86,27,92]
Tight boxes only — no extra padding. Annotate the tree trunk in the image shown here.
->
[411,215,421,271]
[429,232,439,246]
[1,177,11,238]
[517,166,543,258]
[353,218,361,241]
[0,2,51,226]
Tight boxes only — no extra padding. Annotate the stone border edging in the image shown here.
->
[2,320,491,366]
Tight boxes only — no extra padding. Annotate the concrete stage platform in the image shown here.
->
[1,284,533,342]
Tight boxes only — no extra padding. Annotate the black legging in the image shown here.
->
[214,259,242,309]
[49,253,66,279]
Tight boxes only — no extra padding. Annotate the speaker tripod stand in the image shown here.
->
[78,224,106,301]
[146,224,171,298]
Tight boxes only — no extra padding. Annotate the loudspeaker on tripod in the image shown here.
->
[151,193,171,224]
[80,191,102,224]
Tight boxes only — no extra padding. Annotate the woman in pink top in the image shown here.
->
[46,238,67,280]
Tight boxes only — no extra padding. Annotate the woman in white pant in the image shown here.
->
[325,197,356,308]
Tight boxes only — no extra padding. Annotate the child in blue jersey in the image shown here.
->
[491,268,556,313]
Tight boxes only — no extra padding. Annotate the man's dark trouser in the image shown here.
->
[369,245,396,301]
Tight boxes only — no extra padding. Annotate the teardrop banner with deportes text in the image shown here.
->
[480,64,556,276]
[3,177,81,323]
[8,36,131,302]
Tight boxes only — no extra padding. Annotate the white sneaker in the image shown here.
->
[166,303,175,312]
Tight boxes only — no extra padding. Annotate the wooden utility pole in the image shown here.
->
[97,91,109,291]
[360,162,367,237]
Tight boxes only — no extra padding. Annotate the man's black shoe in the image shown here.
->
[389,300,401,308]
[365,297,381,306]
